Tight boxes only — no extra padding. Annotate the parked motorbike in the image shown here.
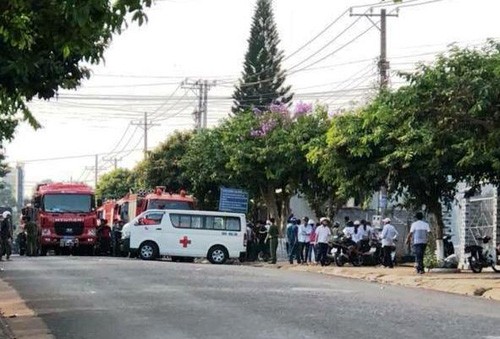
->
[358,238,382,266]
[443,233,455,257]
[326,236,362,267]
[464,236,500,273]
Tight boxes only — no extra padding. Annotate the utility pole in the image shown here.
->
[182,79,216,130]
[131,112,159,160]
[102,156,122,170]
[350,8,398,89]
[85,155,107,188]
[350,7,397,216]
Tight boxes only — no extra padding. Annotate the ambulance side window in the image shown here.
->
[192,216,203,229]
[213,217,224,230]
[204,216,224,230]
[226,217,241,231]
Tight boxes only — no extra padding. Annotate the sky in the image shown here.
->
[3,0,499,196]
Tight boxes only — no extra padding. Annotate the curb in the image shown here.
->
[0,313,15,339]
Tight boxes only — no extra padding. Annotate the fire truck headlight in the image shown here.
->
[87,228,97,237]
[41,229,51,236]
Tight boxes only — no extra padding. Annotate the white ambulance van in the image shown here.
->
[129,209,247,264]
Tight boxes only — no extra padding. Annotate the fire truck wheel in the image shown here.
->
[139,241,159,261]
[40,246,48,256]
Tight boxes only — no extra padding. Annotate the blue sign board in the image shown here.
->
[219,187,249,214]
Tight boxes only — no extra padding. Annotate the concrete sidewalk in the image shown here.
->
[250,262,500,301]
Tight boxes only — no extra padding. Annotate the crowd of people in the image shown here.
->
[3,209,431,274]
[245,212,431,274]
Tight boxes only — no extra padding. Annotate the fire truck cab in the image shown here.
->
[23,182,99,255]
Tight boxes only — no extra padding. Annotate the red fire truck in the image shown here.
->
[23,182,99,255]
[98,187,195,225]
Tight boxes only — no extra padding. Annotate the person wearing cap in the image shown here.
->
[0,211,13,260]
[380,217,398,268]
[406,212,431,274]
[316,217,332,266]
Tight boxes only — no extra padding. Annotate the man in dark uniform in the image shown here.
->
[25,216,38,256]
[0,211,13,260]
[267,218,279,264]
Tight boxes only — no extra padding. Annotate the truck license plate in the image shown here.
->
[60,237,76,247]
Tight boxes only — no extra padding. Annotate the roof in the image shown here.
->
[37,182,94,195]
[144,192,194,202]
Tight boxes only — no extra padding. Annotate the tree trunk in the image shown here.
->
[260,185,281,231]
[428,201,444,261]
[280,192,291,233]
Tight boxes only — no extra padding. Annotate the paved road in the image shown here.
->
[1,256,499,339]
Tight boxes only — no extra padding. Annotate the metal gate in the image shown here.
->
[458,194,498,268]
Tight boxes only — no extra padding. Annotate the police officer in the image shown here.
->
[266,218,279,264]
[25,216,38,256]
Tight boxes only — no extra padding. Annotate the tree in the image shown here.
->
[135,131,193,192]
[220,103,326,228]
[315,42,500,260]
[0,151,9,188]
[0,0,151,143]
[96,168,135,200]
[180,128,234,210]
[0,182,17,207]
[232,0,292,114]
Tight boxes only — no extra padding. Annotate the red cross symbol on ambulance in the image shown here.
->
[179,236,191,248]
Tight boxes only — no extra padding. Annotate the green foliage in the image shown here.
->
[135,131,193,192]
[96,168,135,200]
[232,0,292,114]
[0,0,152,143]
[0,151,9,184]
[180,128,232,210]
[315,42,500,241]
[0,182,17,207]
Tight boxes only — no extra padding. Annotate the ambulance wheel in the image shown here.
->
[139,241,158,261]
[207,245,228,265]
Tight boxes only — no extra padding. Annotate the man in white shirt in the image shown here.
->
[380,218,398,268]
[406,212,431,274]
[297,218,313,264]
[316,217,332,266]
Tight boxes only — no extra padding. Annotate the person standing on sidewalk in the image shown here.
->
[297,217,312,264]
[25,216,38,257]
[267,218,279,264]
[316,217,331,266]
[286,218,299,264]
[406,212,431,274]
[380,218,398,268]
[305,220,316,264]
[0,211,13,261]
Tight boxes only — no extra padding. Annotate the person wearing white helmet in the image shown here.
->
[380,217,398,268]
[0,211,13,260]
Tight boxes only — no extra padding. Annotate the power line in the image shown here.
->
[17,147,145,164]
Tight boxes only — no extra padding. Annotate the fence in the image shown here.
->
[458,193,498,269]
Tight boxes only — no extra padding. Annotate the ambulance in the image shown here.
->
[129,209,247,264]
